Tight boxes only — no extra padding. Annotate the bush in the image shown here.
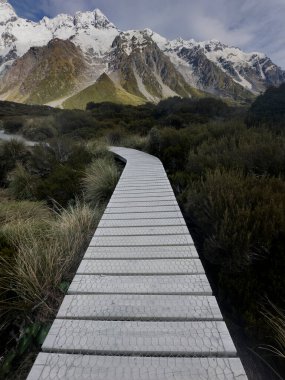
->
[2,118,24,133]
[146,127,191,172]
[187,127,285,179]
[35,165,83,206]
[6,138,93,205]
[0,139,29,184]
[184,168,285,347]
[247,83,285,128]
[22,116,58,141]
[185,169,285,271]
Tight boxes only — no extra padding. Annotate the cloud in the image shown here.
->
[9,0,285,68]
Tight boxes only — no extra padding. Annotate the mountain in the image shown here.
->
[0,0,284,108]
[63,73,145,109]
[0,39,89,104]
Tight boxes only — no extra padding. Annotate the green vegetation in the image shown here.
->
[63,73,146,109]
[0,136,122,378]
[0,84,284,377]
[262,302,285,360]
[247,83,285,128]
[83,157,121,208]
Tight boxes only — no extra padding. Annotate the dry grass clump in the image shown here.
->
[51,201,102,276]
[261,302,285,359]
[0,200,100,319]
[0,200,50,225]
[8,163,37,200]
[86,139,112,160]
[121,135,148,150]
[82,157,120,208]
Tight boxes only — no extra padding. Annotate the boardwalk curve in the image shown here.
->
[27,147,248,380]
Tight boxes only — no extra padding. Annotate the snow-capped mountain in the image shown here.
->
[155,36,285,94]
[0,0,284,108]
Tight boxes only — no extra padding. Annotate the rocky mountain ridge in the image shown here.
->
[0,0,284,108]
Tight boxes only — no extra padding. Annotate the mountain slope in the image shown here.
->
[0,39,89,104]
[63,73,146,109]
[108,31,205,102]
[0,1,284,107]
[153,34,285,95]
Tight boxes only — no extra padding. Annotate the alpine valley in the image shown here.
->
[0,0,284,109]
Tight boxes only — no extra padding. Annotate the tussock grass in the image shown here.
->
[0,138,27,159]
[262,302,285,359]
[86,139,112,160]
[121,134,148,150]
[0,200,100,319]
[0,200,51,225]
[8,163,36,200]
[51,201,102,276]
[82,157,120,208]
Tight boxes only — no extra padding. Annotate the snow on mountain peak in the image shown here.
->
[0,0,17,23]
[93,8,114,27]
[0,0,16,13]
[74,8,116,30]
[0,0,13,7]
[0,3,283,100]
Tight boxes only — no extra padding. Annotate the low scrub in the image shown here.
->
[185,169,285,270]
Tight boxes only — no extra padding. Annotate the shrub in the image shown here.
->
[9,139,93,205]
[2,118,24,133]
[185,169,285,271]
[146,127,191,172]
[22,116,57,141]
[146,127,161,156]
[247,83,285,128]
[0,139,29,184]
[82,157,120,208]
[187,124,285,179]
[35,165,83,206]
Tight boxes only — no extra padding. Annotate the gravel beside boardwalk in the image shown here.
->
[27,147,248,380]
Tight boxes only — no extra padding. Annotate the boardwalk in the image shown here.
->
[27,147,248,380]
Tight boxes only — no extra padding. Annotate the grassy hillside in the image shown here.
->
[63,73,146,109]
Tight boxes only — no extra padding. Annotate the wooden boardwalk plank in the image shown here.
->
[95,225,189,236]
[90,235,194,246]
[27,354,248,380]
[77,258,204,275]
[84,245,199,259]
[68,274,213,295]
[42,320,237,357]
[27,146,247,379]
[57,294,223,321]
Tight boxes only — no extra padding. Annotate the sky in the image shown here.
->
[9,0,285,68]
